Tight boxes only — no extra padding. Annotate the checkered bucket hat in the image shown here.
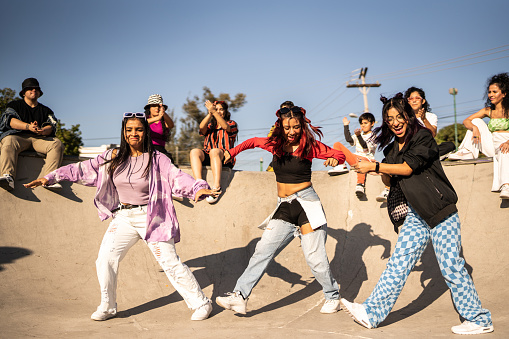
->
[144,94,168,110]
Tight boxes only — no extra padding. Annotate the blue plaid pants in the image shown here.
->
[363,206,492,328]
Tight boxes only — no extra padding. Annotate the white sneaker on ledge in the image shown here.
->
[500,184,509,199]
[376,187,389,202]
[447,150,474,161]
[0,174,14,191]
[320,299,341,313]
[328,164,349,176]
[451,321,494,335]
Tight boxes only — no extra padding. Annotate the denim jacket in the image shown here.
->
[44,149,209,243]
[258,186,326,230]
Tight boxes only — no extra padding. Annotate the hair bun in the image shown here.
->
[380,95,388,104]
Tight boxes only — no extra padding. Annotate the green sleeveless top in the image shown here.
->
[487,109,509,132]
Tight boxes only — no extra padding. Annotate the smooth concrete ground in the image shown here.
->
[0,154,507,338]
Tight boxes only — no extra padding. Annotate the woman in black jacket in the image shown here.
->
[340,94,493,335]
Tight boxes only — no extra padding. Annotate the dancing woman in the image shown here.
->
[215,105,345,314]
[25,112,218,321]
[341,94,493,335]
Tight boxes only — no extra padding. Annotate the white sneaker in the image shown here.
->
[206,187,220,204]
[451,321,494,335]
[44,182,62,190]
[0,174,14,191]
[355,184,365,197]
[448,150,474,161]
[376,187,389,202]
[320,299,341,314]
[500,184,509,199]
[328,164,349,176]
[191,301,212,321]
[172,194,183,201]
[341,298,372,329]
[216,291,248,314]
[90,306,117,321]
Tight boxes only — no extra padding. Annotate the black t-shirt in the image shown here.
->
[7,99,55,128]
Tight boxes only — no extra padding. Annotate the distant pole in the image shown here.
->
[260,157,263,171]
[176,146,179,166]
[346,67,381,112]
[449,88,459,150]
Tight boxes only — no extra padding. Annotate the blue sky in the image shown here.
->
[1,0,508,171]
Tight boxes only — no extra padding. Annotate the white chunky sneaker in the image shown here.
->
[191,301,212,321]
[341,298,372,329]
[500,184,509,199]
[451,321,494,335]
[376,187,390,202]
[0,174,14,191]
[328,164,349,176]
[355,184,365,198]
[448,150,474,161]
[206,187,220,204]
[90,306,117,321]
[216,291,247,314]
[320,299,341,314]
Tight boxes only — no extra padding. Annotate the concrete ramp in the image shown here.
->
[0,155,507,338]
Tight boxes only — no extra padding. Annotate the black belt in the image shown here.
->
[111,204,147,213]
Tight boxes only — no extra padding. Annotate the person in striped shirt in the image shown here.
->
[190,100,238,203]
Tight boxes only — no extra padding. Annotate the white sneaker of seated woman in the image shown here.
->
[447,150,474,161]
[205,187,220,204]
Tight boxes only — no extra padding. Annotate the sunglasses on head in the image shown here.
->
[214,100,226,105]
[123,112,146,119]
[278,106,301,115]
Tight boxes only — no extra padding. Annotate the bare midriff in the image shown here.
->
[277,181,312,198]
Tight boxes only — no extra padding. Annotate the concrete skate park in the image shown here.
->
[0,154,507,338]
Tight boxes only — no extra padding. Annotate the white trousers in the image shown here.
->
[457,118,495,158]
[492,132,509,191]
[95,206,209,312]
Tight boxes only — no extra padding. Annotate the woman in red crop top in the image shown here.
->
[215,105,346,315]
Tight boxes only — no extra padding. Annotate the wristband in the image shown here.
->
[375,162,380,173]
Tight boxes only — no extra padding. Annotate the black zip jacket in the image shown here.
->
[383,129,458,231]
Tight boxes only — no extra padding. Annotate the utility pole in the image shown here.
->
[346,67,381,112]
[449,88,459,150]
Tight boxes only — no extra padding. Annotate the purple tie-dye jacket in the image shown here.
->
[44,149,209,243]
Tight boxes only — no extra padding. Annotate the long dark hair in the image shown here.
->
[404,86,431,113]
[485,72,509,118]
[373,93,425,150]
[104,117,154,178]
[210,101,231,128]
[266,106,323,158]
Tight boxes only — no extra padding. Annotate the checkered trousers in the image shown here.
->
[362,206,492,328]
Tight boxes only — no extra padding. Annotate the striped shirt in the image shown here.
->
[201,120,238,165]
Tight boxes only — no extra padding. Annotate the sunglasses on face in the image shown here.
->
[407,96,422,102]
[123,112,146,119]
[278,107,301,115]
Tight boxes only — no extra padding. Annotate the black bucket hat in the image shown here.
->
[20,78,43,97]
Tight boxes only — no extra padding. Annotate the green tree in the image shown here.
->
[176,86,247,165]
[0,88,21,115]
[55,120,83,156]
[435,123,468,146]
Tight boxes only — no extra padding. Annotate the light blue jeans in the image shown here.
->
[234,218,340,300]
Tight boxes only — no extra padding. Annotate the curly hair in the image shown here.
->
[210,101,231,128]
[373,93,426,150]
[404,86,431,113]
[266,106,323,159]
[485,72,509,118]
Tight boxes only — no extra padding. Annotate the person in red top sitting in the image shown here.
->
[215,105,346,315]
[190,100,238,204]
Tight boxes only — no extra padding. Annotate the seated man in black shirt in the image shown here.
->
[0,78,64,191]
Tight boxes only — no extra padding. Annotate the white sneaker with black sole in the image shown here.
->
[376,187,389,202]
[328,164,349,176]
[355,183,365,198]
[0,174,14,191]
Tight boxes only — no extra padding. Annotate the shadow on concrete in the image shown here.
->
[40,181,83,202]
[0,247,33,271]
[379,244,473,327]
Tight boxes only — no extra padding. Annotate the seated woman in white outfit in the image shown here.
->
[448,73,509,199]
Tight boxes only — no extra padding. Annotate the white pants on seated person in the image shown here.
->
[492,132,509,191]
[456,118,495,158]
[95,206,209,312]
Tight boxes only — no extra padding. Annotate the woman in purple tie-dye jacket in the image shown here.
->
[25,112,219,322]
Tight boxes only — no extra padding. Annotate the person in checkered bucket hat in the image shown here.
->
[341,93,493,335]
[144,94,176,164]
